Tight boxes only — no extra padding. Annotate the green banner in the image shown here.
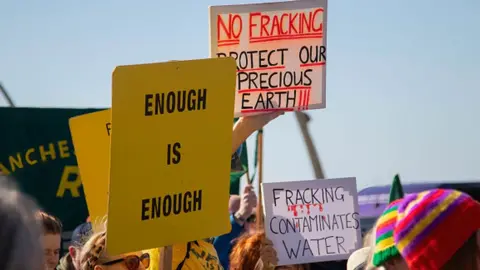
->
[0,107,103,251]
[0,108,252,249]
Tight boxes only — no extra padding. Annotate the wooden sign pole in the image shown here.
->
[256,130,264,229]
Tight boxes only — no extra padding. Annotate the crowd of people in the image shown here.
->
[1,112,479,270]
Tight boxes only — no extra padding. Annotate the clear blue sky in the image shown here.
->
[1,0,479,189]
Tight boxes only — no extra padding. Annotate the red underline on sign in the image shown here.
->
[241,108,295,113]
[300,62,326,67]
[249,33,323,44]
[238,86,311,93]
[237,66,285,72]
[218,39,240,47]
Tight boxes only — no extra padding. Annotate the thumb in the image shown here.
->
[243,184,253,194]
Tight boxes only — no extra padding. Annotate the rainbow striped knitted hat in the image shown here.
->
[372,199,402,266]
[393,189,480,269]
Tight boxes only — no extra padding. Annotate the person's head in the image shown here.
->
[230,231,308,270]
[361,227,377,270]
[0,175,44,270]
[394,189,480,270]
[37,211,63,269]
[372,199,407,270]
[79,231,150,270]
[442,231,480,270]
[347,247,371,270]
[69,222,93,269]
[362,229,373,248]
[57,253,75,270]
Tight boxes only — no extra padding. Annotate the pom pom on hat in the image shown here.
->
[372,199,403,266]
[393,189,480,269]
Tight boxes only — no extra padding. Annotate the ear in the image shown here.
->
[94,265,104,270]
[68,246,76,258]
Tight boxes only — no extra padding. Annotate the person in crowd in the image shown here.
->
[393,189,480,270]
[170,112,283,269]
[142,248,159,270]
[37,211,63,269]
[0,175,44,269]
[346,228,376,270]
[57,252,75,270]
[347,247,372,270]
[79,231,150,270]
[229,231,309,270]
[57,222,93,270]
[214,184,257,269]
[362,229,373,248]
[371,199,406,270]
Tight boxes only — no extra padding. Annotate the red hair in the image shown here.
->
[230,231,265,270]
[230,231,309,270]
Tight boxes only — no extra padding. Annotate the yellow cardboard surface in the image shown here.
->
[69,109,111,227]
[107,58,237,255]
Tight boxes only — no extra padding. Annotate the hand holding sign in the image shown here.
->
[232,111,283,154]
[235,185,257,224]
[240,111,284,131]
[255,238,278,270]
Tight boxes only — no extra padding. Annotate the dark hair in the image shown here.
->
[442,232,479,270]
[36,211,62,234]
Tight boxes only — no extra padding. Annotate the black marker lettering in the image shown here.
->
[167,142,181,165]
[141,199,150,220]
[140,190,203,221]
[144,89,207,116]
[282,240,300,259]
[106,122,112,136]
[273,188,284,206]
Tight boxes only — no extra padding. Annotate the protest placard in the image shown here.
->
[262,177,361,265]
[209,0,327,117]
[69,109,111,228]
[107,58,237,255]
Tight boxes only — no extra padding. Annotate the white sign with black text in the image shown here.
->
[262,177,361,265]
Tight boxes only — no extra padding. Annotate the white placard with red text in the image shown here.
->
[209,0,327,117]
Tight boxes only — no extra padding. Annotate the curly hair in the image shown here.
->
[230,231,309,270]
[230,231,265,270]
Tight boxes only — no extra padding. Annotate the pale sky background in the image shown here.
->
[1,0,479,190]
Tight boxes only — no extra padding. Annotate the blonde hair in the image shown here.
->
[362,228,373,247]
[79,230,108,270]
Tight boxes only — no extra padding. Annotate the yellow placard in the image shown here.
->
[107,58,237,255]
[69,109,111,226]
